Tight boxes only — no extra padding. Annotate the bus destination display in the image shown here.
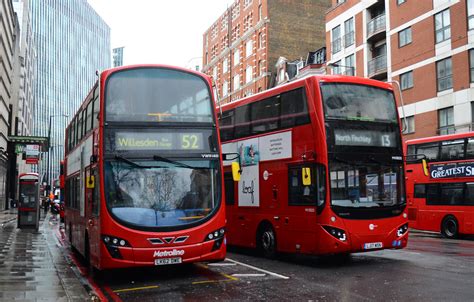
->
[334,129,396,147]
[115,132,204,151]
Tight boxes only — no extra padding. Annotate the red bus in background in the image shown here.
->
[64,64,226,270]
[219,75,408,257]
[405,132,474,238]
[59,161,65,222]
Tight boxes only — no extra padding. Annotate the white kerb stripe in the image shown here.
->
[225,258,290,280]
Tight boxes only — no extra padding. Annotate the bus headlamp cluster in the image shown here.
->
[205,228,225,241]
[397,223,409,237]
[102,235,131,247]
[323,226,347,242]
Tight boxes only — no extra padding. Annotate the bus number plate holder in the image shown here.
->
[155,257,182,265]
[363,242,383,250]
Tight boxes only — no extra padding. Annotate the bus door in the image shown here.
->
[279,164,320,253]
[85,166,100,266]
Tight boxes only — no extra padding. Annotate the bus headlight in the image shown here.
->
[397,223,409,237]
[322,226,347,242]
[205,228,225,252]
[102,235,131,259]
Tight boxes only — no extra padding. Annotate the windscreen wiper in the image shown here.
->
[114,155,153,168]
[153,155,194,169]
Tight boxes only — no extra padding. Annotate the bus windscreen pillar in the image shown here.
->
[17,173,40,230]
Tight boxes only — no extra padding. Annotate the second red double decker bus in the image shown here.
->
[64,64,227,270]
[406,132,474,238]
[219,75,408,256]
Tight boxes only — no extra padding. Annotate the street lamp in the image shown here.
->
[46,114,68,194]
[328,62,355,76]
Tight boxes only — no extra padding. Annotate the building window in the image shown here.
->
[469,0,474,30]
[233,74,240,90]
[213,66,218,80]
[399,27,412,47]
[436,58,452,92]
[246,39,253,57]
[344,54,355,75]
[402,116,415,134]
[331,25,341,54]
[222,81,228,97]
[397,0,406,5]
[234,49,240,66]
[435,9,451,43]
[344,18,354,47]
[258,32,263,49]
[246,66,253,83]
[223,58,228,74]
[333,60,341,75]
[259,60,265,76]
[258,4,262,21]
[438,107,454,135]
[400,71,413,90]
[470,49,474,82]
[244,0,252,8]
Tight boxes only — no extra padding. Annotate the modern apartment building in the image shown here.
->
[203,0,329,104]
[30,0,111,185]
[0,0,20,209]
[326,0,474,140]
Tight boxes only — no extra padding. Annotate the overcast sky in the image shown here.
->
[87,0,235,68]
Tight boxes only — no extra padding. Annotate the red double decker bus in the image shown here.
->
[219,75,408,256]
[406,132,474,238]
[64,64,227,270]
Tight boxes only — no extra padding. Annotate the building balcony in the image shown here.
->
[367,14,386,41]
[437,125,456,135]
[368,55,387,79]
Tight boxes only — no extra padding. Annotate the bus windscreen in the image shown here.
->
[105,68,214,123]
[321,83,397,123]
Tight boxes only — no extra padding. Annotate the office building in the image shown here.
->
[30,0,111,185]
[326,0,474,140]
[203,0,329,104]
[113,46,124,67]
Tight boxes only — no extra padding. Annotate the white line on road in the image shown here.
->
[232,273,266,277]
[225,258,290,280]
[207,263,237,267]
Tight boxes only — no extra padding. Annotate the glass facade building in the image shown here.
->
[29,0,111,185]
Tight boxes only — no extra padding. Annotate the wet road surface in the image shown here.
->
[62,230,474,301]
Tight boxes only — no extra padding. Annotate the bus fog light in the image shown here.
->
[112,238,118,245]
[219,228,225,235]
[120,240,126,246]
[104,236,110,243]
[214,231,219,237]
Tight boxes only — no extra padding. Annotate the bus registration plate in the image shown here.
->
[155,257,182,265]
[363,242,383,250]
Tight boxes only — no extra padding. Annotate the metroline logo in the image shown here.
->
[153,249,185,258]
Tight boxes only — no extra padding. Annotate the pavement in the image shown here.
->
[0,208,98,301]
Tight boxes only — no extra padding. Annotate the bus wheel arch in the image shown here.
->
[441,215,459,239]
[256,221,277,258]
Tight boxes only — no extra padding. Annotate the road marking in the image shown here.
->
[232,273,266,277]
[208,263,237,267]
[113,285,159,293]
[192,279,233,285]
[226,258,290,280]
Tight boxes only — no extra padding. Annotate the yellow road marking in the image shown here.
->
[113,285,159,293]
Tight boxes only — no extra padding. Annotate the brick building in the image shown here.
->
[202,0,329,104]
[326,0,474,140]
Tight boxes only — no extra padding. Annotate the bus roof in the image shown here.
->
[218,74,393,111]
[406,132,474,145]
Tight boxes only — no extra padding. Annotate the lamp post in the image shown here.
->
[46,114,68,195]
[328,62,355,76]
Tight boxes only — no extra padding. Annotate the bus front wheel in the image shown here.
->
[441,216,458,239]
[257,223,277,258]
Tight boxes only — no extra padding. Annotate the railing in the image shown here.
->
[343,31,354,48]
[368,55,387,77]
[331,38,342,54]
[343,68,355,76]
[437,125,456,135]
[367,14,386,37]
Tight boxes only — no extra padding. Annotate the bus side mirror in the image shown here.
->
[302,168,312,186]
[86,176,95,189]
[422,159,429,177]
[232,162,241,182]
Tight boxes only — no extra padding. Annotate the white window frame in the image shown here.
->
[234,50,240,66]
[246,40,253,57]
[246,66,253,83]
[233,74,240,90]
